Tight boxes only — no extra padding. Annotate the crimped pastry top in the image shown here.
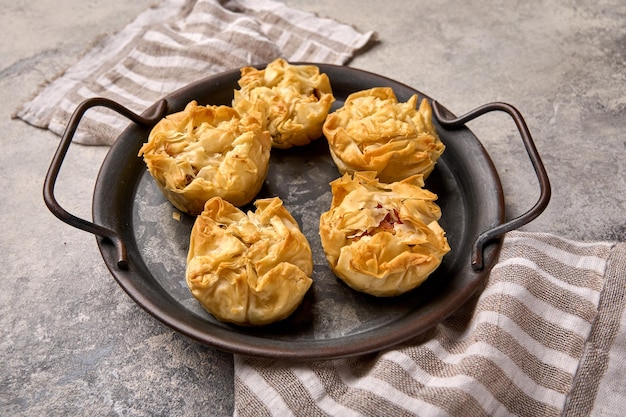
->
[323,87,445,182]
[138,100,271,215]
[319,171,450,297]
[186,197,313,326]
[233,58,334,149]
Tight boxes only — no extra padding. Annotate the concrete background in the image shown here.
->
[1,0,624,415]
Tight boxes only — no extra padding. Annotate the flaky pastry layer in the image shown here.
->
[233,58,334,149]
[186,197,313,325]
[323,87,445,182]
[138,101,271,215]
[319,171,450,297]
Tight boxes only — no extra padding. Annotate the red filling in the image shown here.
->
[352,206,403,241]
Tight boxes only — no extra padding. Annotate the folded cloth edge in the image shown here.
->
[12,0,189,131]
[563,240,626,417]
[12,0,376,146]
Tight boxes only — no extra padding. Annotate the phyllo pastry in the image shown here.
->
[138,100,271,216]
[233,58,335,149]
[186,197,313,326]
[323,87,445,182]
[319,171,450,297]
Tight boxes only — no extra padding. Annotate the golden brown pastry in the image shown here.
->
[323,87,445,182]
[319,171,450,297]
[138,100,271,215]
[233,58,334,149]
[186,197,313,326]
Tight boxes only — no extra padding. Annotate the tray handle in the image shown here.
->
[432,101,551,271]
[43,97,168,269]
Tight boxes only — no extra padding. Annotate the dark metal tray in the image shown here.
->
[44,64,550,360]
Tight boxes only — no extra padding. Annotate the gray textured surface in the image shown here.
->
[1,0,624,415]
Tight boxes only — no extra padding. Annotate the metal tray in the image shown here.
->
[44,63,550,360]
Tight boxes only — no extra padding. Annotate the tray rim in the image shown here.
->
[91,63,505,360]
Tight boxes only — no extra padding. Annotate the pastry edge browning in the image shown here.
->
[319,171,450,297]
[323,87,445,183]
[186,197,313,326]
[138,101,271,215]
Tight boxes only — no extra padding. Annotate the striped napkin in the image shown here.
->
[14,0,374,145]
[234,231,626,417]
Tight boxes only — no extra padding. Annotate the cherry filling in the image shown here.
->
[352,205,403,241]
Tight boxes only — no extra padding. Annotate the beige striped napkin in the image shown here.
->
[234,231,626,417]
[14,0,374,145]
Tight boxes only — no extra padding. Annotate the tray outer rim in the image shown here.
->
[92,63,505,360]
